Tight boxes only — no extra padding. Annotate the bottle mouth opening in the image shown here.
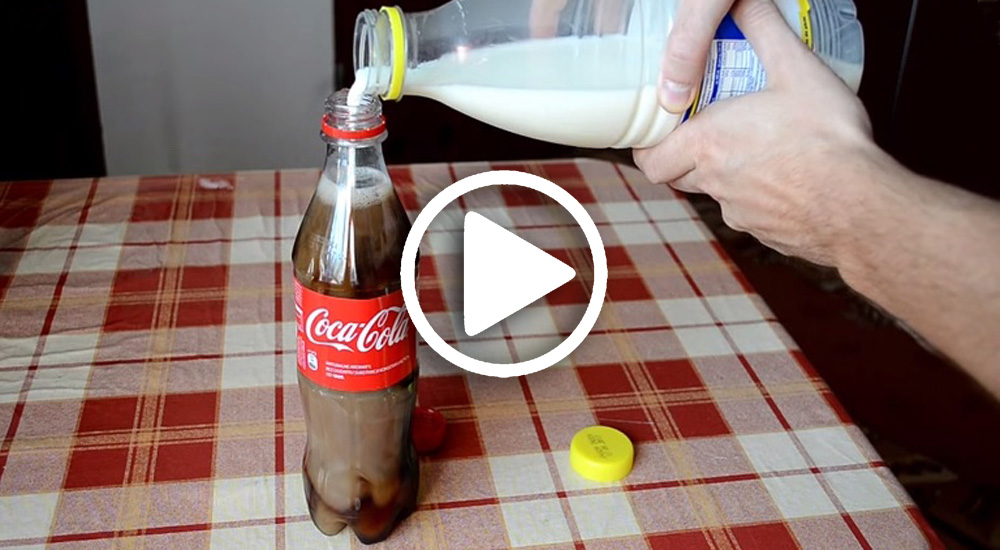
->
[352,7,406,101]
[322,89,386,141]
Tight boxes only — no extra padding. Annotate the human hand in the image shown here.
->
[634,0,879,268]
[529,0,569,37]
[529,0,626,38]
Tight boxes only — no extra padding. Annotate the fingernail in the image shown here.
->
[659,79,694,114]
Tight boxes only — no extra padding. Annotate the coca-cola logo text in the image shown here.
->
[304,306,410,353]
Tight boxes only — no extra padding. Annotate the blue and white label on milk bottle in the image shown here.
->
[684,15,767,121]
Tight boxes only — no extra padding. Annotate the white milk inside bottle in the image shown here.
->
[351,0,864,149]
[405,37,662,149]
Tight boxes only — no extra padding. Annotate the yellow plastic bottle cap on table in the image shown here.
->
[570,425,634,482]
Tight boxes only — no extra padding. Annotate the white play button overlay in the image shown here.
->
[401,169,608,378]
[463,212,576,337]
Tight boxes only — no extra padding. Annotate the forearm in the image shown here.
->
[835,149,1000,396]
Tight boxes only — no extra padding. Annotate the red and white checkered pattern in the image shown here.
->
[0,161,942,549]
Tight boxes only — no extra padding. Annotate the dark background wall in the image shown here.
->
[891,0,1000,198]
[1,1,105,180]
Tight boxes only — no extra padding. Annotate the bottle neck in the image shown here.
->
[320,139,390,193]
[354,7,417,100]
[317,89,391,199]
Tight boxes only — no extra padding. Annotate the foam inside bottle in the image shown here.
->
[316,167,391,206]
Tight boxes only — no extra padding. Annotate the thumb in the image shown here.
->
[659,0,733,113]
[731,0,815,86]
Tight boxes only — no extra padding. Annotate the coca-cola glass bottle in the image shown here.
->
[292,89,418,544]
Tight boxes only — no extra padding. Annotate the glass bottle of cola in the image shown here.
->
[292,89,418,544]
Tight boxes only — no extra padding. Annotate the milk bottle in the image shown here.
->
[351,0,864,149]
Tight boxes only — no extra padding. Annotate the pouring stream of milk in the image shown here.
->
[347,69,375,107]
[342,69,378,189]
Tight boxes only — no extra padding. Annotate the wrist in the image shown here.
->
[828,144,913,294]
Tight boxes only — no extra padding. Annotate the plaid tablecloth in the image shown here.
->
[0,159,941,549]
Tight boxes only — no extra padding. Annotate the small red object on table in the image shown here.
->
[412,407,447,454]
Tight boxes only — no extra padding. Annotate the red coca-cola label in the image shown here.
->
[294,278,416,392]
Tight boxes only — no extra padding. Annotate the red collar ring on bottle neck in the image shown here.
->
[322,115,387,140]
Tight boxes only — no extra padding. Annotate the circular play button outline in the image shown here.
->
[401,170,608,378]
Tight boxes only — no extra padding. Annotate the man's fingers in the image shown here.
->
[595,0,627,35]
[529,0,570,38]
[731,0,813,85]
[665,171,703,195]
[659,0,734,113]
[633,121,703,188]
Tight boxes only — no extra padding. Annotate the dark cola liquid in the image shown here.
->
[298,377,418,543]
[293,166,418,544]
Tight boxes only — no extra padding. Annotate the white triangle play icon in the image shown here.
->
[463,212,576,337]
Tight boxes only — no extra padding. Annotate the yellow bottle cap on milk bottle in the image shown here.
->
[570,426,634,482]
[379,6,407,101]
